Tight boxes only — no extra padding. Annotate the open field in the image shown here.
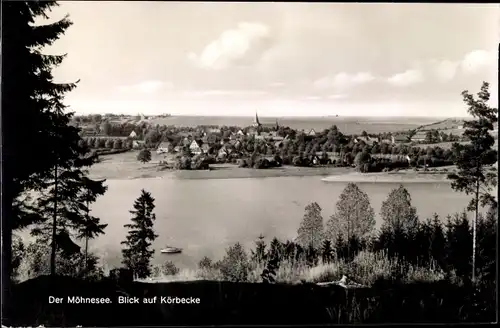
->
[416,118,467,131]
[415,139,498,150]
[89,151,464,182]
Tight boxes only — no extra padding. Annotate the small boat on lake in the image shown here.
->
[160,245,182,254]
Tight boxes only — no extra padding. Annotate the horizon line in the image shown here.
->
[72,112,471,119]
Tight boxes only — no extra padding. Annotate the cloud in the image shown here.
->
[269,82,285,87]
[313,72,375,90]
[327,94,348,100]
[461,49,496,74]
[116,80,171,93]
[387,69,424,87]
[181,89,268,97]
[188,22,273,70]
[432,59,460,82]
[305,96,322,100]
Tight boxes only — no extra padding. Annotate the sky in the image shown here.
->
[42,2,499,117]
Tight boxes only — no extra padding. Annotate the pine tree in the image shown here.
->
[251,234,267,264]
[321,239,334,264]
[3,1,109,279]
[77,177,108,274]
[447,81,498,283]
[2,1,67,289]
[121,190,159,279]
[30,166,108,276]
[137,149,152,163]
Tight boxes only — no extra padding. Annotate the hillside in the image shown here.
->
[415,118,468,132]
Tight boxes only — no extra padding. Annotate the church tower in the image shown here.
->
[252,112,261,127]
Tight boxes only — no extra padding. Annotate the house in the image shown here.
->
[157,141,173,154]
[391,134,409,144]
[237,130,245,136]
[189,140,203,155]
[201,144,210,154]
[308,129,316,136]
[218,146,233,158]
[205,127,221,134]
[129,130,137,138]
[229,140,242,148]
[173,145,182,153]
[132,140,145,149]
[182,137,191,146]
[354,136,378,145]
[255,135,265,140]
[410,132,428,142]
[247,127,258,135]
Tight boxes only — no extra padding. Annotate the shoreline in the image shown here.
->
[89,162,453,182]
[321,172,451,183]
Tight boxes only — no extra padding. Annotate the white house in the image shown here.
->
[129,130,137,138]
[189,140,203,155]
[157,141,173,154]
[308,129,316,136]
[132,140,144,149]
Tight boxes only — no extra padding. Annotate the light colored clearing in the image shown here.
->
[322,172,451,183]
[89,152,354,180]
[88,150,176,180]
[416,139,498,150]
[174,164,352,180]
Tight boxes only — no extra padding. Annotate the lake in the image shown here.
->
[88,176,482,270]
[147,115,442,135]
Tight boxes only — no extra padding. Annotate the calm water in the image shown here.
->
[88,176,480,270]
[150,115,442,134]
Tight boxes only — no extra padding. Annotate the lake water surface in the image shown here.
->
[88,176,481,270]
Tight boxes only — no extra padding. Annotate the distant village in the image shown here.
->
[73,112,497,171]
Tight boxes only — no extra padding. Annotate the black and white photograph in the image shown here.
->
[2,1,498,326]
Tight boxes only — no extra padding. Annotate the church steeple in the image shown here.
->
[253,111,261,127]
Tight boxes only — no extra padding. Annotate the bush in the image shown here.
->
[16,240,104,282]
[198,256,213,270]
[161,261,180,276]
[217,243,250,282]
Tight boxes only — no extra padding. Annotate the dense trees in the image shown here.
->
[121,190,159,279]
[447,81,498,283]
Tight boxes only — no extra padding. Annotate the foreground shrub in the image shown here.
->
[161,261,180,276]
[216,243,250,282]
[16,240,104,282]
